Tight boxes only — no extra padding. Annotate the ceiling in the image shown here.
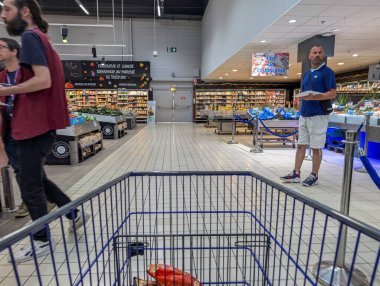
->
[38,0,208,20]
[28,0,380,83]
[205,0,380,83]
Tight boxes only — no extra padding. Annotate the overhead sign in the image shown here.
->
[167,47,177,53]
[63,60,150,89]
[251,52,289,77]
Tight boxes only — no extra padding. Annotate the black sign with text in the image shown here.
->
[62,60,150,89]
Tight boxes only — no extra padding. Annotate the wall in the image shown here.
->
[201,0,300,78]
[0,15,201,82]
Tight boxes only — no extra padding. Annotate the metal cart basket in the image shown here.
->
[1,171,379,286]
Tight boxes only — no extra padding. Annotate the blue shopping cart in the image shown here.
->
[1,171,379,285]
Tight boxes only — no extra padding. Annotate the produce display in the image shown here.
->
[69,113,96,125]
[248,107,299,120]
[79,132,102,148]
[333,95,380,116]
[76,107,124,116]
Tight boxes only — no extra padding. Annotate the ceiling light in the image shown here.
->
[352,53,358,57]
[327,57,332,60]
[157,0,164,17]
[338,62,345,65]
[288,19,297,23]
[92,46,97,58]
[53,43,126,47]
[75,0,90,15]
[60,53,134,57]
[225,73,229,76]
[289,64,292,67]
[61,25,68,43]
[232,69,238,72]
[260,40,266,43]
[100,56,106,66]
[219,77,223,79]
[297,72,302,75]
[332,28,340,32]
[322,32,334,37]
[283,76,288,79]
[0,2,4,7]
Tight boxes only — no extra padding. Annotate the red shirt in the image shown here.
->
[2,28,69,140]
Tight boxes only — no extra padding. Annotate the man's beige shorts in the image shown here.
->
[298,115,329,149]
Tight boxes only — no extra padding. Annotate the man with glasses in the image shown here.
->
[0,0,89,263]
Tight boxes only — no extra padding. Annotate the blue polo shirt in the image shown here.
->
[300,63,336,117]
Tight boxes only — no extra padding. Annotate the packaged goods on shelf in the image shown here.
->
[194,89,286,122]
[66,88,148,123]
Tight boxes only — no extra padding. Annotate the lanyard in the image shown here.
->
[6,68,19,100]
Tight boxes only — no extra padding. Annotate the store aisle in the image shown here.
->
[65,122,379,228]
[1,123,379,286]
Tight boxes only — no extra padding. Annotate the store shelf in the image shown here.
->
[66,88,149,123]
[118,89,148,123]
[194,89,286,123]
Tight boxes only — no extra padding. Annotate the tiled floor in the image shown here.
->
[0,123,379,285]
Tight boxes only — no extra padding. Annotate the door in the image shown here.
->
[155,91,173,122]
[154,86,193,122]
[173,89,193,122]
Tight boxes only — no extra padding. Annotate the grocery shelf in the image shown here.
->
[194,89,286,123]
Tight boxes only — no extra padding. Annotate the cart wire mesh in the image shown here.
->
[0,171,379,286]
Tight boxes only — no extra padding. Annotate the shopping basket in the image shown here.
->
[0,171,379,286]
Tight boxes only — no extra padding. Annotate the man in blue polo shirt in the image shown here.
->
[281,45,336,186]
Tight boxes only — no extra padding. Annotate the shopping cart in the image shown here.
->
[1,171,379,286]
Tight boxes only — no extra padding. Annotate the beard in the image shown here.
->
[312,56,323,66]
[5,12,28,36]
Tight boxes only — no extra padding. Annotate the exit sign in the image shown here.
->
[167,47,177,53]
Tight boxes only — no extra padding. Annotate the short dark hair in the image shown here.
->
[13,0,49,33]
[0,38,21,58]
[310,45,324,52]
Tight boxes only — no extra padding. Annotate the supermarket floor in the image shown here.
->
[1,122,379,286]
[1,122,379,236]
[64,122,380,227]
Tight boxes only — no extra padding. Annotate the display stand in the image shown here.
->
[227,108,238,144]
[250,115,263,153]
[214,116,236,134]
[79,113,128,139]
[125,116,137,130]
[258,119,298,148]
[47,120,103,165]
[304,146,313,161]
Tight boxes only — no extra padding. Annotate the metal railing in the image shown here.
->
[1,169,379,285]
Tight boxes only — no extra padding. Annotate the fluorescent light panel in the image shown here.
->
[53,43,127,47]
[74,0,90,15]
[157,0,164,17]
[59,53,133,57]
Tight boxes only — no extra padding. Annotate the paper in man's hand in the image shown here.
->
[294,90,322,98]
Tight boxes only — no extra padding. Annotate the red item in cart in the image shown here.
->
[147,264,203,286]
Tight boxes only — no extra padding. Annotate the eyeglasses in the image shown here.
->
[0,45,10,50]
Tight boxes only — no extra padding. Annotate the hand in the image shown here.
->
[0,138,8,168]
[302,93,314,100]
[0,85,11,97]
